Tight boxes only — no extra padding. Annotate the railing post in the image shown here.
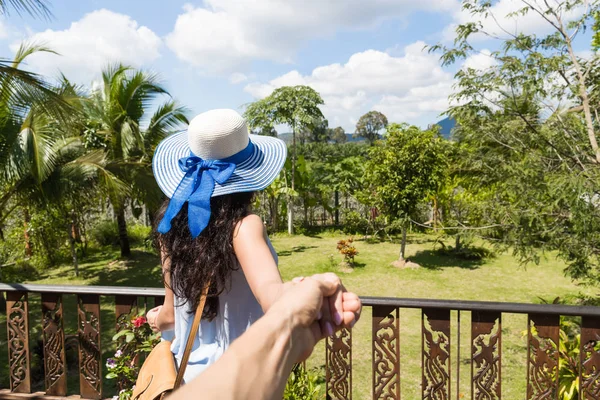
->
[580,316,600,399]
[422,308,451,400]
[41,292,67,396]
[6,291,31,393]
[526,313,559,399]
[471,311,501,399]
[78,294,102,399]
[372,305,400,400]
[326,327,352,400]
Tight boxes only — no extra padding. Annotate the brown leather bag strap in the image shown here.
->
[173,283,210,388]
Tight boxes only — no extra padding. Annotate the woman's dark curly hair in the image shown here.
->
[153,191,255,319]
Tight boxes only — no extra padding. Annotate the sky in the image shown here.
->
[0,0,592,132]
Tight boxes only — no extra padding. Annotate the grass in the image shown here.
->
[1,232,596,399]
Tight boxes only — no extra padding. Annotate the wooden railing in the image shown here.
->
[1,284,600,399]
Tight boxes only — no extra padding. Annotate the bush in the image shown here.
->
[0,260,41,282]
[127,224,152,247]
[432,237,494,261]
[337,237,359,265]
[341,210,368,235]
[90,220,152,248]
[90,219,120,247]
[106,313,159,399]
[283,364,324,400]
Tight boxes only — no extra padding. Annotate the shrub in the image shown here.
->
[106,313,159,399]
[341,210,368,235]
[127,224,152,247]
[90,220,152,248]
[90,220,120,247]
[283,364,324,400]
[337,237,359,265]
[0,260,41,282]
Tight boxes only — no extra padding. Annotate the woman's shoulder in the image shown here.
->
[234,214,265,240]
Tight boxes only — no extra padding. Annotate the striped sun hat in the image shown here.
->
[152,109,286,237]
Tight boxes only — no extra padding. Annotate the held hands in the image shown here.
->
[146,306,162,332]
[270,273,362,362]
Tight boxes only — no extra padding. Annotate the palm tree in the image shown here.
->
[0,43,75,256]
[85,64,188,257]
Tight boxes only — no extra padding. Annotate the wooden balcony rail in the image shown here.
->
[1,284,600,399]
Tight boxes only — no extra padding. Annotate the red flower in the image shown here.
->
[132,316,147,328]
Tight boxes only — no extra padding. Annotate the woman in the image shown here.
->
[146,109,342,383]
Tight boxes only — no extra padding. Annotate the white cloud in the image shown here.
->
[229,72,248,84]
[11,9,162,83]
[0,19,9,40]
[445,0,585,42]
[244,41,456,131]
[462,49,496,70]
[166,0,459,73]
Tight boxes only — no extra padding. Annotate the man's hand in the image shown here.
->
[269,273,362,362]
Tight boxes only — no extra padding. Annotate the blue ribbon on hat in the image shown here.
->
[158,141,254,238]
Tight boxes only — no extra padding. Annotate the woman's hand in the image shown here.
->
[146,306,162,332]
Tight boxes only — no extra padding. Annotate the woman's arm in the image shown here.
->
[233,214,284,312]
[147,248,175,331]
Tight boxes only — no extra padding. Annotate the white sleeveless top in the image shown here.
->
[161,238,277,383]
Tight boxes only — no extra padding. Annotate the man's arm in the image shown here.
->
[170,274,361,400]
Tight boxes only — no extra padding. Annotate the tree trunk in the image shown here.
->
[70,211,79,276]
[399,224,407,261]
[289,126,296,234]
[116,207,131,257]
[70,237,78,276]
[433,197,438,230]
[455,235,461,251]
[334,190,340,226]
[24,208,32,258]
[303,199,308,227]
[0,226,4,241]
[271,198,279,232]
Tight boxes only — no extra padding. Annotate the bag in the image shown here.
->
[132,285,210,400]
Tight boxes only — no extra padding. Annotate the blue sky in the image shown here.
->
[0,0,592,132]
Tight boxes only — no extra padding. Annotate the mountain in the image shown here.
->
[433,117,457,139]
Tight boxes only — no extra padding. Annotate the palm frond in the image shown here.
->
[0,0,52,19]
[19,108,56,184]
[144,100,189,151]
[122,70,167,121]
[12,41,57,68]
[66,150,131,205]
[0,44,74,123]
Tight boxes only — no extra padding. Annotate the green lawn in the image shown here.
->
[1,233,595,399]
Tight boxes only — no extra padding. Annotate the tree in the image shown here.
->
[302,117,329,143]
[354,111,388,145]
[365,123,447,263]
[85,64,188,257]
[429,0,600,281]
[331,126,347,143]
[0,43,77,260]
[244,85,324,234]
